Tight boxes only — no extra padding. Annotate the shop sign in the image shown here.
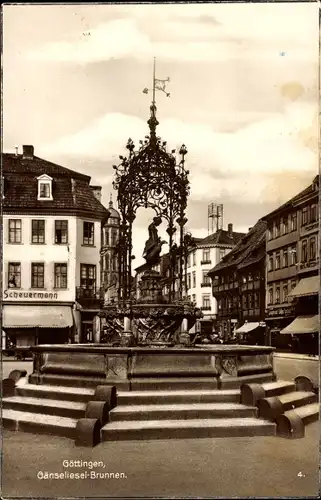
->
[3,289,60,301]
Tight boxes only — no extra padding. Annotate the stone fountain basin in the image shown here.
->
[30,344,275,389]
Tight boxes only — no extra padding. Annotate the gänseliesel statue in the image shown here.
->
[143,216,166,265]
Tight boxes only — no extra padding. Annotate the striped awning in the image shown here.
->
[3,305,73,328]
[289,276,319,298]
[280,315,319,335]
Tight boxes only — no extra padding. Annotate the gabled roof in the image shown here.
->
[2,152,109,219]
[197,229,245,247]
[208,220,266,275]
[262,175,319,221]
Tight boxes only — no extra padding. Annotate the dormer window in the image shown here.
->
[37,174,53,201]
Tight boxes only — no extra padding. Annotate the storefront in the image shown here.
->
[2,303,74,346]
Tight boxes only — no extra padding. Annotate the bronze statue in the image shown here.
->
[143,216,166,265]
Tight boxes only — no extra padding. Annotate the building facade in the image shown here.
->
[263,175,319,351]
[186,224,245,334]
[2,145,109,347]
[101,197,120,305]
[209,221,267,342]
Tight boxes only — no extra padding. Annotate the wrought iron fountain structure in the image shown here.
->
[98,96,202,347]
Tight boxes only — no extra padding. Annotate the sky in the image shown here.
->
[3,2,319,267]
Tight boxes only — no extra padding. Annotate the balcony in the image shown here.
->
[201,306,211,311]
[201,282,211,288]
[201,260,212,265]
[76,287,104,309]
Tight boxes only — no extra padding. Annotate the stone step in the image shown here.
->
[101,417,276,441]
[2,396,86,419]
[293,402,319,425]
[28,373,130,390]
[220,372,273,389]
[2,409,77,438]
[117,389,240,405]
[129,378,219,390]
[16,383,96,403]
[261,380,296,397]
[278,391,317,411]
[109,403,257,421]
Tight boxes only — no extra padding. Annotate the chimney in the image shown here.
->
[22,145,34,159]
[90,185,102,202]
[227,223,233,237]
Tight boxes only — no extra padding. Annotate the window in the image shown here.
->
[202,271,211,285]
[219,249,225,261]
[187,273,191,289]
[105,254,110,272]
[254,292,259,308]
[275,252,280,270]
[291,212,297,232]
[268,288,273,305]
[80,264,96,290]
[268,255,273,272]
[275,286,280,304]
[8,219,21,243]
[242,295,247,308]
[192,294,196,304]
[283,283,288,303]
[242,276,247,284]
[111,229,118,246]
[282,216,288,234]
[31,263,44,288]
[301,207,308,226]
[54,263,67,289]
[192,271,196,288]
[55,220,68,244]
[32,220,45,244]
[282,249,288,268]
[290,246,297,265]
[309,237,316,261]
[8,262,21,288]
[310,204,317,223]
[37,174,53,201]
[83,222,94,246]
[267,227,273,240]
[218,300,222,311]
[202,249,210,263]
[275,220,281,238]
[248,273,253,282]
[192,251,196,266]
[202,294,211,309]
[301,240,308,263]
[104,229,110,246]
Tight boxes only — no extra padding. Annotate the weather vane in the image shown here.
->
[142,57,170,101]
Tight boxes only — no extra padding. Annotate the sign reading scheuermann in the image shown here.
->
[3,289,60,301]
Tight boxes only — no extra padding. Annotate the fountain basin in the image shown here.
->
[30,344,275,390]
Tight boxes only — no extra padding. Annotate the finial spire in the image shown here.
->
[109,193,113,208]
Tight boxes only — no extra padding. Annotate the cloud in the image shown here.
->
[26,3,317,65]
[41,93,317,208]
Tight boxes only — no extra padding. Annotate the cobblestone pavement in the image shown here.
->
[2,422,319,499]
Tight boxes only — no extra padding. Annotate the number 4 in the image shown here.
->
[298,472,305,478]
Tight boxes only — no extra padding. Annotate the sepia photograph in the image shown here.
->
[1,1,320,498]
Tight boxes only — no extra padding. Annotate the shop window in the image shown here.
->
[83,222,94,246]
[54,263,68,289]
[55,220,68,244]
[32,220,45,244]
[31,263,44,288]
[8,219,22,243]
[8,262,21,288]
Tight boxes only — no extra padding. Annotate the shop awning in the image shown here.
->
[280,315,319,335]
[234,322,260,334]
[289,276,319,298]
[3,305,73,328]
